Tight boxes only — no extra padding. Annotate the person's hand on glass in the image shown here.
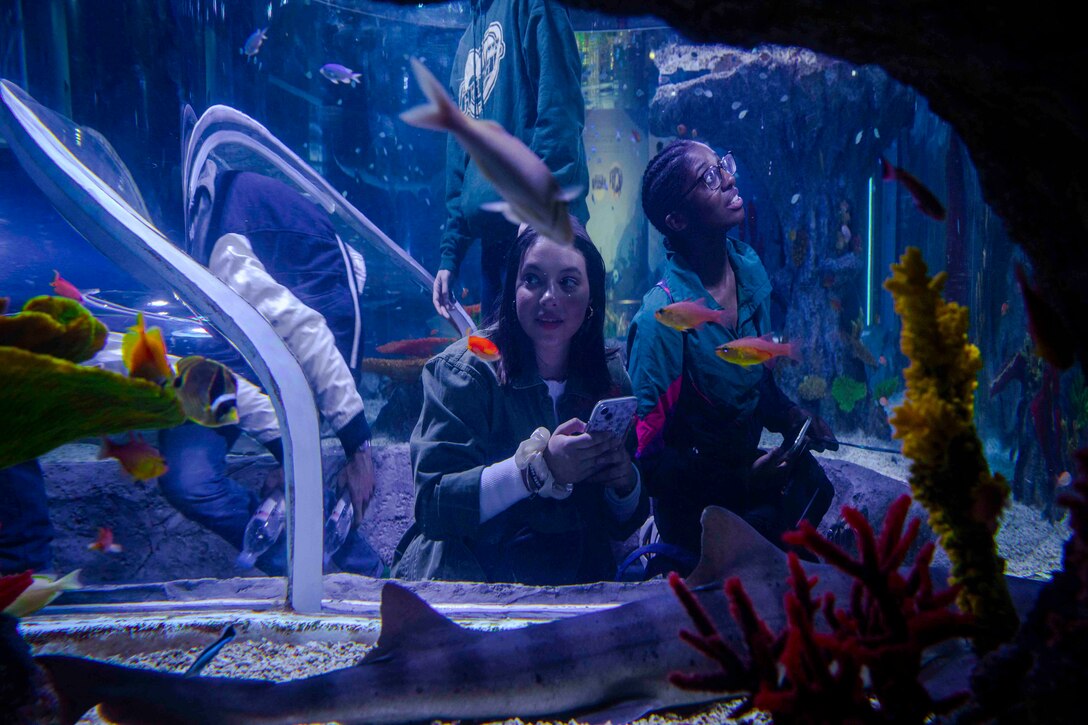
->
[339,443,377,526]
[543,418,617,487]
[260,465,285,500]
[432,269,454,320]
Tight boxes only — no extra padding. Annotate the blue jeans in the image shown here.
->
[158,422,383,576]
[0,459,54,575]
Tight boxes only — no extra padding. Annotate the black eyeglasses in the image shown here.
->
[681,153,737,197]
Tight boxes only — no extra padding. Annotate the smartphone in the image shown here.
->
[586,396,638,439]
[782,416,812,460]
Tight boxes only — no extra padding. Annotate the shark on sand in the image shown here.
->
[32,507,1043,724]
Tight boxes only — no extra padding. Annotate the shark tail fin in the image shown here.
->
[35,655,120,725]
[400,58,458,132]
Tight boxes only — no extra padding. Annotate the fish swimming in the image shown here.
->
[467,334,501,362]
[375,337,457,357]
[319,63,362,87]
[715,334,798,366]
[172,355,239,427]
[241,28,267,61]
[2,570,81,618]
[183,624,237,678]
[400,57,581,245]
[654,298,727,331]
[31,507,1044,724]
[880,157,947,221]
[121,312,172,384]
[1015,264,1075,369]
[50,270,82,302]
[98,433,168,481]
[0,570,34,612]
[361,356,429,383]
[87,527,122,554]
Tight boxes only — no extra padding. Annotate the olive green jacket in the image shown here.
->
[392,338,648,584]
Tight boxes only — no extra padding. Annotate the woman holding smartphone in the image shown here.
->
[393,218,648,585]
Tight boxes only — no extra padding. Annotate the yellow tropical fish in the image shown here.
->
[173,355,239,427]
[2,569,82,618]
[99,433,168,481]
[654,298,728,331]
[716,334,798,366]
[122,312,172,383]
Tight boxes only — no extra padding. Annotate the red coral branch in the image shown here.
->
[669,495,976,723]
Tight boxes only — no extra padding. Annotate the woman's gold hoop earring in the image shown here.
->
[586,306,595,320]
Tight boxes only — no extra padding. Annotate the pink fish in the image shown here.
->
[654,298,727,331]
[50,270,82,302]
[880,157,946,221]
[715,334,799,366]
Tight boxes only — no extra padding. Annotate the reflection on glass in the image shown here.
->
[0,1,1066,605]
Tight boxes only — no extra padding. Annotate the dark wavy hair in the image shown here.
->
[491,217,610,395]
[641,139,701,254]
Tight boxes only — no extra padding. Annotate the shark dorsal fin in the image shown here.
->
[685,505,789,587]
[364,583,475,663]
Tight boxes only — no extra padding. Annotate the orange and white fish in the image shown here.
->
[654,298,727,331]
[467,335,501,363]
[88,527,123,554]
[122,312,173,384]
[99,433,168,481]
[400,58,581,245]
[50,270,82,302]
[715,334,799,366]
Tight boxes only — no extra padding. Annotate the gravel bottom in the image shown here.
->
[71,436,1068,725]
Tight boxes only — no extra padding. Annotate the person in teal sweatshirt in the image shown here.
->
[627,140,838,576]
[431,0,589,324]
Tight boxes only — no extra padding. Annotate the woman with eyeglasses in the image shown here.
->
[627,140,838,576]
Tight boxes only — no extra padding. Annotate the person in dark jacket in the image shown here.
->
[395,218,648,585]
[431,0,589,324]
[628,140,838,576]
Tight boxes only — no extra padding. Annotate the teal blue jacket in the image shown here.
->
[626,239,798,495]
[392,338,649,584]
[438,0,590,272]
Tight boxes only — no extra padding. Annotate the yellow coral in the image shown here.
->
[883,248,1017,651]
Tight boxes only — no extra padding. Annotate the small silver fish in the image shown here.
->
[241,28,267,62]
[400,58,580,245]
[320,63,362,87]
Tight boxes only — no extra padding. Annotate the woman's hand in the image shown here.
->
[586,441,637,496]
[544,418,618,487]
[749,445,791,493]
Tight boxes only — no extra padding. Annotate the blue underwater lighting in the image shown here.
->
[866,175,874,327]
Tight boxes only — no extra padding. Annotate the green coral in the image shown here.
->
[831,375,866,413]
[798,374,828,401]
[0,345,184,469]
[0,296,107,362]
[883,247,1017,652]
[872,376,901,400]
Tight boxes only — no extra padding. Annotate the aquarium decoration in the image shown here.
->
[0,296,183,469]
[668,495,974,722]
[965,448,1088,721]
[797,374,828,401]
[883,247,1017,651]
[831,375,866,413]
[0,295,107,363]
[871,375,901,400]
